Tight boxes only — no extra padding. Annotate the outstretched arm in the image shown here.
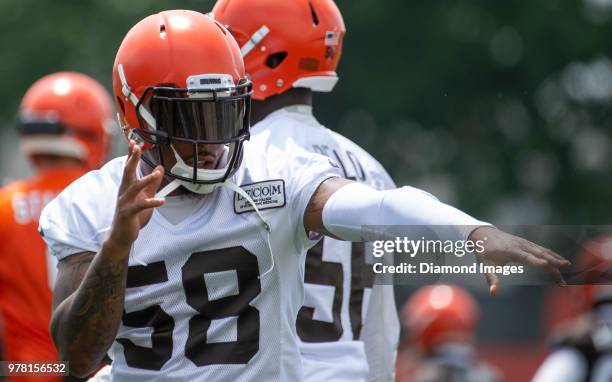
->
[303,178,569,293]
[50,141,165,377]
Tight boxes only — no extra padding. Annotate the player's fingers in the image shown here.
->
[137,198,166,210]
[524,242,570,266]
[543,248,570,266]
[524,245,562,266]
[122,142,141,187]
[127,139,135,158]
[543,248,571,266]
[126,197,165,214]
[143,166,165,197]
[549,267,567,287]
[484,271,500,295]
[511,250,548,267]
[124,167,163,199]
[118,141,135,193]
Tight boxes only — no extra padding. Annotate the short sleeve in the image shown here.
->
[39,159,123,260]
[39,213,101,260]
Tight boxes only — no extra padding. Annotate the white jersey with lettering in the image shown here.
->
[251,105,400,382]
[40,142,341,382]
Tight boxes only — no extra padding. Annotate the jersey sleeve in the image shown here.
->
[275,148,343,253]
[39,162,121,260]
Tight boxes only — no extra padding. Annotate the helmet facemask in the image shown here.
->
[129,74,252,194]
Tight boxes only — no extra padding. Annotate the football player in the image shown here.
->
[41,10,568,381]
[212,1,400,381]
[0,72,112,382]
[398,285,503,382]
[532,236,612,382]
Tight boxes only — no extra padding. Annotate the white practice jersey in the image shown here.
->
[40,143,341,382]
[251,105,400,382]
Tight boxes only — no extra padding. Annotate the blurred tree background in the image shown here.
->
[1,0,611,377]
[2,0,611,224]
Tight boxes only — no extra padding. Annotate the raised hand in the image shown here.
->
[469,226,571,294]
[108,140,165,249]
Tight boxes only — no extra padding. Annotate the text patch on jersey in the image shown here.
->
[234,180,286,214]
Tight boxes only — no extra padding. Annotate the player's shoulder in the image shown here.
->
[252,107,320,131]
[250,107,325,147]
[41,156,124,223]
[64,156,125,194]
[39,157,125,256]
[241,140,339,185]
[328,130,382,166]
[328,130,395,187]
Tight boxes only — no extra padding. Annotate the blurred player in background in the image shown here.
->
[533,235,612,382]
[0,72,112,382]
[397,285,503,382]
[213,1,400,380]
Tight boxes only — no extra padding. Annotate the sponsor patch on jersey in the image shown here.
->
[234,179,286,214]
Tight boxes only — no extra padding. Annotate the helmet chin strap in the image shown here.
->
[155,144,228,197]
[222,180,275,279]
[150,145,275,279]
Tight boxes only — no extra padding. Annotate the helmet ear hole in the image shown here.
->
[265,52,288,69]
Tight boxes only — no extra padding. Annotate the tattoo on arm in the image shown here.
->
[51,244,130,377]
[303,177,353,236]
[52,252,95,310]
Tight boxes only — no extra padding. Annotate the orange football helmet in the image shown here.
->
[112,10,251,187]
[402,285,480,353]
[18,72,112,170]
[213,0,345,100]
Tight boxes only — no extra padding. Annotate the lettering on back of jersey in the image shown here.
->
[234,180,286,214]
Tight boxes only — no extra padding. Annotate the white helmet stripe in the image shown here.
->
[240,25,270,57]
[117,64,157,130]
